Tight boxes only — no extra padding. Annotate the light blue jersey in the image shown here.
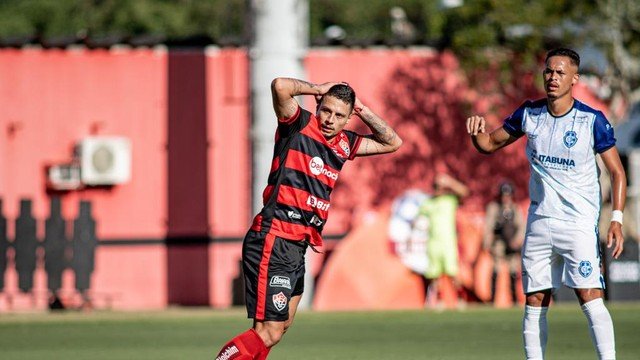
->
[503,99,616,224]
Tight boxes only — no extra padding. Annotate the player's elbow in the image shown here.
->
[472,141,496,155]
[270,77,288,96]
[389,135,403,153]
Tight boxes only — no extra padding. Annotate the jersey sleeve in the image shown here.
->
[593,111,616,153]
[277,106,312,138]
[344,130,363,160]
[502,101,529,138]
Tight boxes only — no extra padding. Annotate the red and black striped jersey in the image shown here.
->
[251,106,362,247]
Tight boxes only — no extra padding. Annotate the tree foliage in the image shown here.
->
[0,0,638,115]
[0,0,246,41]
[309,0,639,118]
[592,0,640,113]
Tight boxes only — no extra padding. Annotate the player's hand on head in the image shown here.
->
[607,222,624,259]
[466,115,486,136]
[354,96,364,113]
[315,81,347,106]
[318,81,345,95]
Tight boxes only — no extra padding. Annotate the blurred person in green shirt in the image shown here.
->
[419,173,469,308]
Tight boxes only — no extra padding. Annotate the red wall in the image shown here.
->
[2,46,580,310]
[0,47,251,310]
[0,48,170,309]
[0,47,168,238]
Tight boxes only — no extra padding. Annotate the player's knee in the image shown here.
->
[255,322,286,347]
[525,290,551,307]
[574,288,603,305]
[261,327,285,347]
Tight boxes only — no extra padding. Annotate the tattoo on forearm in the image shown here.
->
[360,111,397,145]
[290,78,317,95]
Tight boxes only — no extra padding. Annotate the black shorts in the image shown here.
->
[243,230,307,321]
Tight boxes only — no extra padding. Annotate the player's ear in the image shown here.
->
[572,73,580,86]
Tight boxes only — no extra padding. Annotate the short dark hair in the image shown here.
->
[498,181,514,196]
[323,84,356,110]
[545,48,580,69]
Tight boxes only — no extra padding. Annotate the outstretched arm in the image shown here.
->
[435,173,469,198]
[601,146,627,259]
[355,98,403,156]
[466,115,518,154]
[271,77,341,119]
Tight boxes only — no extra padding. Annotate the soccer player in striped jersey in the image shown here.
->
[467,48,626,360]
[215,78,402,359]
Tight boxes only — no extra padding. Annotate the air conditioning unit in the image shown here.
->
[78,136,131,185]
[47,163,82,190]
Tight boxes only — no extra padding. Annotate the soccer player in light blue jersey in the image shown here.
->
[466,48,626,360]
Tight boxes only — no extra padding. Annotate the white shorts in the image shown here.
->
[521,214,605,294]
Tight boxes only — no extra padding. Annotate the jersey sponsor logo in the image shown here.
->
[579,260,593,278]
[287,210,302,220]
[563,130,578,148]
[272,291,288,312]
[309,156,338,180]
[576,115,588,123]
[531,150,575,170]
[269,275,292,290]
[216,345,239,360]
[307,195,330,211]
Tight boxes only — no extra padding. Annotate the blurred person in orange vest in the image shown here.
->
[482,181,525,305]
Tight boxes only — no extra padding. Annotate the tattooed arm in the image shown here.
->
[271,77,341,119]
[354,98,403,156]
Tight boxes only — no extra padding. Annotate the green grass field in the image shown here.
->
[1,303,639,359]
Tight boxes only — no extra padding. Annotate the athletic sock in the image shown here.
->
[581,298,616,360]
[215,329,267,360]
[256,347,272,360]
[522,305,548,360]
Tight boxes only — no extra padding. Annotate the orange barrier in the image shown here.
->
[314,210,425,310]
[314,208,524,311]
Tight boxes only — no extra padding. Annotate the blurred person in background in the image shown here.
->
[388,189,431,301]
[419,172,469,309]
[482,181,525,305]
[215,77,402,360]
[467,48,626,360]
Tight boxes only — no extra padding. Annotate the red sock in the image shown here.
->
[215,329,266,360]
[256,347,272,360]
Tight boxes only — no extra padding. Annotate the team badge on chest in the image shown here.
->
[272,291,288,311]
[563,130,577,148]
[339,138,350,157]
[578,260,593,278]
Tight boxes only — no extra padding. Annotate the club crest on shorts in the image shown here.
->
[563,130,577,148]
[579,260,593,278]
[272,291,288,312]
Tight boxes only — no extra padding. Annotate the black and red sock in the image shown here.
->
[215,329,267,360]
